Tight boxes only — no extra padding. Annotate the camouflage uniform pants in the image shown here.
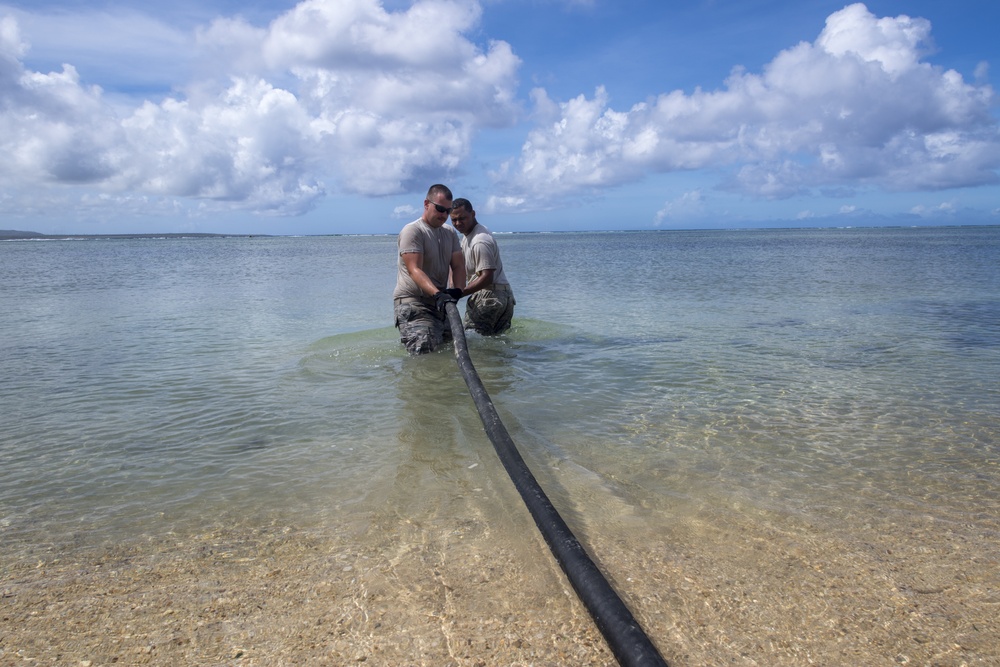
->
[394,298,452,354]
[464,286,515,336]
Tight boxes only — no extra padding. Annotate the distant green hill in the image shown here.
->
[0,230,47,239]
[1,229,253,240]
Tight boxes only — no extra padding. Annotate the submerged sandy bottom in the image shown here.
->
[3,481,998,667]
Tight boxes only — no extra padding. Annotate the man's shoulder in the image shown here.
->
[400,218,427,233]
[399,219,429,251]
[469,224,497,245]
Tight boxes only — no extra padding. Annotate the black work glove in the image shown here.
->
[444,288,464,300]
[434,290,456,316]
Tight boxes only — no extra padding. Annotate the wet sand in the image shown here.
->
[3,497,998,667]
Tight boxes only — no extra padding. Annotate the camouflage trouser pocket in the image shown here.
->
[477,295,503,310]
[465,291,514,335]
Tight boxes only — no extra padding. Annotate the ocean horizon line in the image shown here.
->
[5,222,999,242]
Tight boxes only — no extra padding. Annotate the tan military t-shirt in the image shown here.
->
[393,219,461,300]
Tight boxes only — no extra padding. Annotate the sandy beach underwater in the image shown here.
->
[4,480,997,667]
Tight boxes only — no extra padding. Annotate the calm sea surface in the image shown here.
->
[2,227,999,562]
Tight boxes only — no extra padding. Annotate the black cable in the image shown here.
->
[445,302,669,667]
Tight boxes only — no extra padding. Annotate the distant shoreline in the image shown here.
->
[0,229,261,240]
[4,224,997,241]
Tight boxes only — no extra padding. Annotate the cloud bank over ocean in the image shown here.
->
[1,2,997,231]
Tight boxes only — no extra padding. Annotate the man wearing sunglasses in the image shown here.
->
[392,184,467,354]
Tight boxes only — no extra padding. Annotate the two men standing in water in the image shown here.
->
[392,184,516,355]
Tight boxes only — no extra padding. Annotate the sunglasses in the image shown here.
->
[427,201,453,214]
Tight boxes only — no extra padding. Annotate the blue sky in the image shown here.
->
[1,0,998,235]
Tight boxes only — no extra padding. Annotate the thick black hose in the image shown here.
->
[445,302,668,667]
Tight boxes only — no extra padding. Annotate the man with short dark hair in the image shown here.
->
[449,198,515,335]
[392,184,466,354]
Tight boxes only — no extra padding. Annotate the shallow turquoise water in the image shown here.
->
[2,228,998,558]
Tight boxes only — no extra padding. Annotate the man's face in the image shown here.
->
[423,195,453,228]
[450,206,475,234]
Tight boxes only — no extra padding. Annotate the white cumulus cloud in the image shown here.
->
[0,0,521,216]
[491,2,1000,211]
[654,190,705,226]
